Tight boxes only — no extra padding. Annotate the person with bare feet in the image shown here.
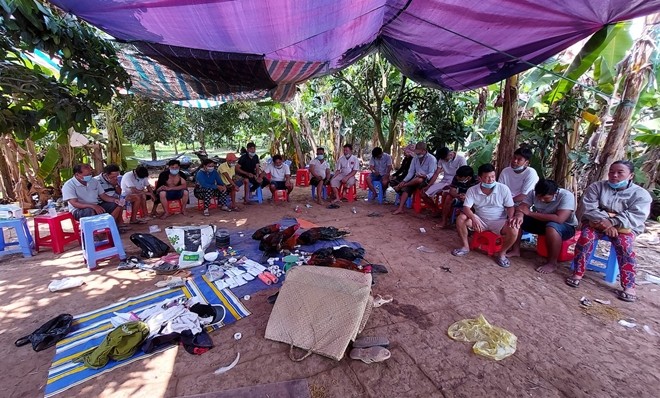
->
[309,147,331,205]
[153,159,189,219]
[498,147,539,205]
[565,161,651,303]
[120,165,155,224]
[509,179,577,273]
[392,142,436,215]
[236,142,269,205]
[218,153,242,210]
[194,159,230,216]
[451,163,517,268]
[423,146,467,214]
[438,165,478,228]
[265,154,293,200]
[366,147,392,202]
[329,144,360,207]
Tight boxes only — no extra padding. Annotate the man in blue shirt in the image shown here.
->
[392,142,437,215]
[194,159,230,216]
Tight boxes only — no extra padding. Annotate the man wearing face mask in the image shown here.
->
[152,159,189,219]
[329,144,360,206]
[498,147,539,205]
[236,142,269,205]
[120,165,154,224]
[509,179,578,273]
[265,154,293,199]
[62,164,125,226]
[451,163,517,268]
[219,153,242,210]
[309,147,331,204]
[194,159,230,216]
[392,142,437,215]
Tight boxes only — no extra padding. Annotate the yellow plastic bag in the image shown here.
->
[447,314,517,361]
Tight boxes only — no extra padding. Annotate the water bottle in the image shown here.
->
[351,207,357,214]
[119,193,126,207]
[47,199,57,216]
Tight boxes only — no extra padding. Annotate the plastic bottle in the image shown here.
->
[47,199,57,216]
[351,207,357,214]
[119,193,127,207]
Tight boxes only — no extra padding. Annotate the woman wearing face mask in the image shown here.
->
[194,159,230,216]
[566,160,652,302]
[153,159,190,219]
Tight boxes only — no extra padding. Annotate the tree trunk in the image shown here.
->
[173,141,178,155]
[496,75,519,175]
[89,144,104,173]
[0,145,14,200]
[150,142,157,161]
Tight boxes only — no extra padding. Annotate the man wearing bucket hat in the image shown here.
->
[219,153,242,210]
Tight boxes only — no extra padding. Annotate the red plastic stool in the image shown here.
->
[125,205,144,219]
[273,190,289,203]
[166,199,184,214]
[412,189,439,214]
[33,212,81,254]
[339,184,357,202]
[295,169,310,187]
[197,196,219,210]
[470,231,503,256]
[358,171,371,190]
[537,232,580,262]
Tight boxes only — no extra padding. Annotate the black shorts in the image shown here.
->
[248,177,270,191]
[310,176,330,186]
[165,190,184,200]
[399,179,429,194]
[521,216,576,240]
[271,181,287,190]
[71,202,117,220]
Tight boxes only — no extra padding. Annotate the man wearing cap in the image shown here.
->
[219,153,242,210]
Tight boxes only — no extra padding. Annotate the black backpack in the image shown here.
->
[15,313,73,352]
[130,233,171,258]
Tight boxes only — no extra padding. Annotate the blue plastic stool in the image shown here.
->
[0,218,33,258]
[571,235,620,283]
[79,214,126,270]
[521,231,534,242]
[311,184,328,201]
[394,192,412,208]
[249,186,264,204]
[367,181,384,204]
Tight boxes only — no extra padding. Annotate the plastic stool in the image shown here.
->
[413,189,436,214]
[197,196,219,210]
[537,232,579,262]
[571,235,620,283]
[273,190,289,203]
[34,212,80,254]
[470,231,503,256]
[0,218,33,258]
[311,184,328,201]
[339,184,357,202]
[166,199,184,215]
[394,193,413,208]
[367,181,384,204]
[79,214,126,270]
[295,169,310,187]
[450,206,461,224]
[125,204,144,219]
[358,171,371,190]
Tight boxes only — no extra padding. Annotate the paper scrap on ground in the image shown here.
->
[215,352,240,374]
[618,320,637,328]
[417,246,435,253]
[48,277,84,292]
[448,314,517,360]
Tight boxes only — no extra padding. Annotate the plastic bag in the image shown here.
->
[447,314,517,360]
[178,246,205,269]
[165,225,215,254]
[15,313,73,351]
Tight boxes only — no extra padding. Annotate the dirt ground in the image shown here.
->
[1,187,659,398]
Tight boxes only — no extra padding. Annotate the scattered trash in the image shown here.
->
[419,227,426,233]
[643,325,658,336]
[148,225,161,233]
[373,294,393,308]
[645,273,660,285]
[416,245,435,253]
[367,212,382,217]
[242,295,250,301]
[203,251,219,262]
[233,332,242,340]
[580,296,592,307]
[618,320,637,328]
[351,207,357,214]
[305,204,313,208]
[594,299,611,305]
[440,266,451,273]
[214,352,240,374]
[48,277,85,292]
[294,206,301,213]
[448,314,517,360]
[238,233,244,237]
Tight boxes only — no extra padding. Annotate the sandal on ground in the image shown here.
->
[203,209,210,216]
[373,294,393,308]
[152,262,179,275]
[451,248,469,257]
[565,277,581,288]
[617,290,638,302]
[129,219,147,224]
[220,206,232,212]
[353,336,390,349]
[349,346,391,364]
[327,203,340,209]
[496,256,511,268]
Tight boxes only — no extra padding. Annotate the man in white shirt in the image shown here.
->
[120,165,154,223]
[366,147,392,201]
[62,164,124,226]
[451,163,518,268]
[309,147,331,204]
[423,147,467,212]
[265,154,293,199]
[498,147,539,204]
[330,144,360,205]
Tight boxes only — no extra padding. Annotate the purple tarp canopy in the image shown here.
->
[48,0,660,102]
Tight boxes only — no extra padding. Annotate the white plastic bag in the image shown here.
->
[48,277,84,292]
[165,225,215,254]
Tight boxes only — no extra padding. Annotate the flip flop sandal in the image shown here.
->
[370,264,389,274]
[451,248,470,257]
[349,346,391,364]
[353,336,390,349]
[327,203,340,209]
[496,256,511,268]
[152,262,179,275]
[617,291,638,302]
[373,294,393,308]
[565,277,581,288]
[117,260,135,270]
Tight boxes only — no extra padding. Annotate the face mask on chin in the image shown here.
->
[608,180,629,189]
[344,154,351,159]
[512,165,525,172]
[416,153,425,159]
[206,167,215,172]
[248,152,256,158]
[316,155,324,160]
[82,175,92,183]
[170,169,179,175]
[481,182,496,189]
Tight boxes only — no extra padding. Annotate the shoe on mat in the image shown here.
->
[352,336,390,349]
[349,346,391,364]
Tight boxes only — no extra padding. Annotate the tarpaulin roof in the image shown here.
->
[49,0,660,103]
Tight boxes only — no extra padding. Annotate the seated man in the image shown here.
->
[423,147,467,212]
[62,164,124,226]
[153,159,189,219]
[392,142,437,215]
[451,163,518,268]
[330,144,360,205]
[510,179,578,273]
[309,147,331,204]
[389,144,414,188]
[120,165,154,224]
[366,147,392,201]
[498,147,539,205]
[95,164,121,201]
[218,153,242,210]
[235,142,269,205]
[194,159,229,215]
[439,165,478,228]
[265,154,293,199]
